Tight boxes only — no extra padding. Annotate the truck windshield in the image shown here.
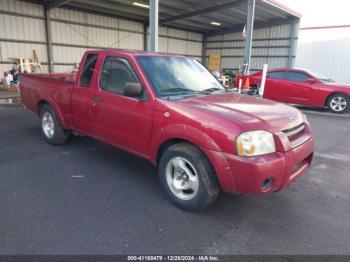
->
[137,56,224,98]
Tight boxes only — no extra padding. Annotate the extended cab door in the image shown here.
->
[283,71,314,105]
[263,71,290,102]
[88,55,154,158]
[71,52,99,135]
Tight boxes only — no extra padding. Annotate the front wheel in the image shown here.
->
[158,143,219,211]
[327,94,350,114]
[40,104,70,145]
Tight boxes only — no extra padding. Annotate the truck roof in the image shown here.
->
[86,49,189,58]
[267,68,311,72]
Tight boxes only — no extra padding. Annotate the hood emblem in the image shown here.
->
[164,112,170,118]
[288,113,296,121]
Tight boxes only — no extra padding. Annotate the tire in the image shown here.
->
[158,143,220,211]
[327,93,350,114]
[248,84,259,96]
[40,104,69,145]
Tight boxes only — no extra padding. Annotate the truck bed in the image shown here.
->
[20,73,76,128]
[24,73,77,83]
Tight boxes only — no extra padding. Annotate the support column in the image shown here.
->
[287,18,299,68]
[149,0,158,52]
[243,0,256,75]
[201,36,207,66]
[143,23,148,51]
[44,6,54,73]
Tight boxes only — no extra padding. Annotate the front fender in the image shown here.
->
[149,124,236,192]
[149,124,222,164]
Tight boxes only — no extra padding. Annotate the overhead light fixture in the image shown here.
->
[133,2,149,9]
[210,21,221,26]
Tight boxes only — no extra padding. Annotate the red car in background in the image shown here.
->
[249,68,350,114]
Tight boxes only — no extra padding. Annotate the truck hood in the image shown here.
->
[173,93,304,133]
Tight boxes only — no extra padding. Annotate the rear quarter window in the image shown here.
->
[79,53,98,87]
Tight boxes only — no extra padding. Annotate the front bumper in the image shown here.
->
[203,134,314,195]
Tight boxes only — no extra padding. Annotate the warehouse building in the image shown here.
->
[0,0,301,75]
[296,25,350,84]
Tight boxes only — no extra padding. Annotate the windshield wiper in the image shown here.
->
[161,87,211,96]
[202,87,226,93]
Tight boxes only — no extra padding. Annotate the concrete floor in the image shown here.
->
[0,106,349,255]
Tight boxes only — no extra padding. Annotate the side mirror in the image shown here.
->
[307,78,315,84]
[123,83,146,100]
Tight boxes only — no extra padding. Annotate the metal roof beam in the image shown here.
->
[159,0,246,25]
[65,3,205,34]
[167,21,212,32]
[204,17,295,37]
[48,0,72,9]
[156,2,244,27]
[75,0,149,17]
[65,2,146,22]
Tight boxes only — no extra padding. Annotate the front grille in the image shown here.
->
[283,123,310,149]
[283,123,305,138]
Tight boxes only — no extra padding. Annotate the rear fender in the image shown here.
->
[38,99,68,129]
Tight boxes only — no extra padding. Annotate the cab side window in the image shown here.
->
[100,56,139,95]
[268,71,287,80]
[80,53,98,87]
[288,72,309,83]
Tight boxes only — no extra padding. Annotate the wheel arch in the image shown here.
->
[38,100,49,113]
[150,124,222,166]
[37,99,68,129]
[153,134,237,193]
[156,138,197,165]
[324,92,349,107]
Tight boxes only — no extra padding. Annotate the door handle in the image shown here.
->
[91,96,103,105]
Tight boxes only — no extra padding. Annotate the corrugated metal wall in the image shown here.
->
[156,26,203,61]
[205,23,297,72]
[295,27,350,84]
[49,7,145,72]
[0,0,48,73]
[0,0,203,74]
[0,0,298,77]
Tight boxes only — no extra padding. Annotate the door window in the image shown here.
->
[287,72,309,83]
[100,56,139,95]
[80,53,98,87]
[267,71,288,80]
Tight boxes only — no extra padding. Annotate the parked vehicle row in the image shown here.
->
[20,50,314,211]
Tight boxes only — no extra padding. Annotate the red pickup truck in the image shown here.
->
[20,50,314,211]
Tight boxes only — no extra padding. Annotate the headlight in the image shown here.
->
[236,130,276,156]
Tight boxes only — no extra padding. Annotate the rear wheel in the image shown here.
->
[40,104,70,145]
[327,94,350,114]
[158,143,219,211]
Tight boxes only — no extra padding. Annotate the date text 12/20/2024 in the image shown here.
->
[127,255,219,261]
